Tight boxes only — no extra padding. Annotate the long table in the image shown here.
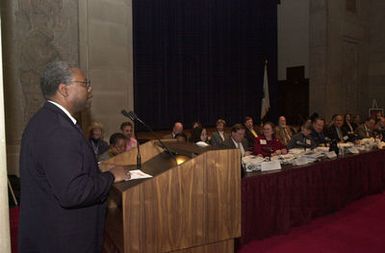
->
[240,149,385,245]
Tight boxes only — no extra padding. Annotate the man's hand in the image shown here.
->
[109,166,131,183]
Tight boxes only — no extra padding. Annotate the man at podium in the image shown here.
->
[19,61,130,253]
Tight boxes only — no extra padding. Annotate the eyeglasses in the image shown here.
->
[71,79,91,89]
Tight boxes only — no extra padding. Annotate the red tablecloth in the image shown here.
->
[240,149,385,245]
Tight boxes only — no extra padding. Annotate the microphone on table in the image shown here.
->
[121,110,176,162]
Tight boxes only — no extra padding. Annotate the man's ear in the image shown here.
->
[57,83,69,97]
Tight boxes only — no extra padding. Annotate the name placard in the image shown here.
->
[261,160,282,172]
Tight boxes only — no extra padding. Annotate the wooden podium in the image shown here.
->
[102,140,241,253]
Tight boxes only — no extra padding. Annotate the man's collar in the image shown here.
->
[47,100,77,125]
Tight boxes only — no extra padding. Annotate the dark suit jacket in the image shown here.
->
[287,133,317,149]
[244,128,258,152]
[210,131,228,147]
[19,102,114,253]
[221,137,249,152]
[326,126,347,142]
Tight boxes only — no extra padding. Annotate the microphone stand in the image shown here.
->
[134,123,142,170]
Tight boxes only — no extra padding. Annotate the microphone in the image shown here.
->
[121,110,176,161]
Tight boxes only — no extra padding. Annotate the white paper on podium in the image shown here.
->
[261,160,282,172]
[126,170,153,181]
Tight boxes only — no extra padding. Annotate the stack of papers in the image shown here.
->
[126,170,153,181]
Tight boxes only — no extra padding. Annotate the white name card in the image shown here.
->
[326,151,337,159]
[261,160,282,172]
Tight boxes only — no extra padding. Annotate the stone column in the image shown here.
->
[0,17,12,253]
[309,0,370,120]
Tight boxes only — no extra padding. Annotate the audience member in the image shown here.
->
[88,121,109,158]
[355,117,376,139]
[190,127,209,143]
[165,121,184,139]
[222,124,250,157]
[99,133,127,161]
[311,118,327,146]
[374,116,385,141]
[353,114,361,126]
[287,121,317,149]
[175,133,188,142]
[120,121,138,151]
[243,116,258,152]
[192,121,202,129]
[210,119,228,147]
[326,114,347,142]
[254,122,287,157]
[342,113,357,134]
[275,115,293,146]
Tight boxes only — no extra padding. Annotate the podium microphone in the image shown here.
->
[121,110,176,161]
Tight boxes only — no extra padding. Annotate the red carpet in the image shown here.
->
[238,192,385,253]
[10,207,19,253]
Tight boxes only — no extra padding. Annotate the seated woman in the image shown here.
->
[253,122,287,157]
[210,119,228,147]
[88,121,109,159]
[287,121,317,149]
[190,127,209,146]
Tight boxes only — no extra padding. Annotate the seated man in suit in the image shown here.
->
[311,118,327,146]
[243,116,258,152]
[325,114,348,142]
[164,121,184,139]
[288,121,317,149]
[210,119,228,147]
[275,115,293,146]
[221,123,250,157]
[355,117,376,139]
[98,133,128,162]
[374,116,385,141]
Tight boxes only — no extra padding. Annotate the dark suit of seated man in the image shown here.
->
[325,114,348,142]
[355,117,376,139]
[221,123,250,157]
[288,121,317,149]
[311,118,327,146]
[19,61,130,253]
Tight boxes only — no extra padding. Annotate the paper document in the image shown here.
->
[126,170,153,181]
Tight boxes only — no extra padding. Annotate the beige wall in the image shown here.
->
[79,0,134,140]
[278,0,310,80]
[309,0,374,120]
[367,0,385,115]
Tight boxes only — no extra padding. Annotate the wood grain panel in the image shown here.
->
[99,140,162,171]
[104,145,241,253]
[122,186,142,253]
[206,149,241,241]
[139,154,206,252]
[170,239,234,253]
